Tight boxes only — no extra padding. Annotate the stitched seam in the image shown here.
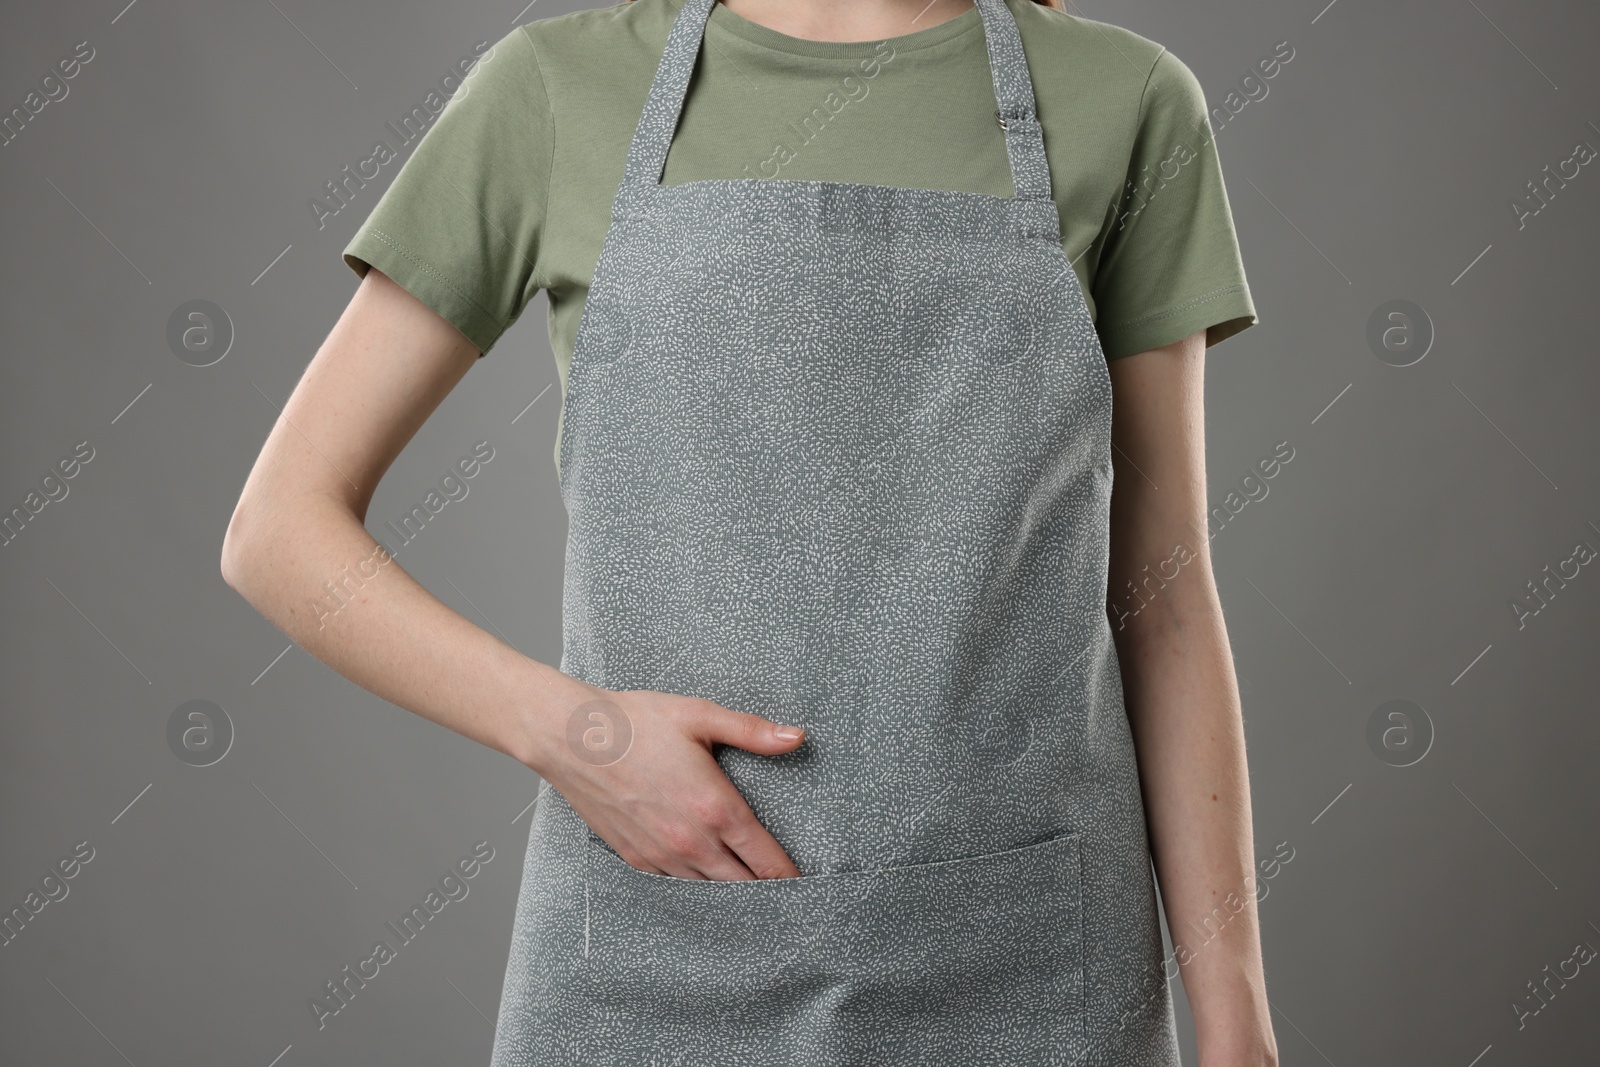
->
[522,22,555,294]
[1134,47,1165,138]
[707,3,980,57]
[1094,49,1167,279]
[367,227,505,334]
[1113,283,1248,328]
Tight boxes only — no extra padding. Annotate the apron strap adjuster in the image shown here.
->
[995,108,1034,130]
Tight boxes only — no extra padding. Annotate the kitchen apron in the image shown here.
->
[490,0,1181,1063]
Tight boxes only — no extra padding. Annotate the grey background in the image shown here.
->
[2,0,1597,1064]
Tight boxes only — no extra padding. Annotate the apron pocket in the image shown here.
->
[581,829,1085,1065]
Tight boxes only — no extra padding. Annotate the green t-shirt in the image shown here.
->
[342,0,1257,466]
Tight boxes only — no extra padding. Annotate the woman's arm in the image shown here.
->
[1105,330,1279,1067]
[220,268,806,881]
[220,267,558,756]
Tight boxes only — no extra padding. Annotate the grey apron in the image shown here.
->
[490,0,1181,1063]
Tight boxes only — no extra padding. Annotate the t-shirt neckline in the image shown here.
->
[705,0,982,58]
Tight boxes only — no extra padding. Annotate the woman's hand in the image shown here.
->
[523,679,808,881]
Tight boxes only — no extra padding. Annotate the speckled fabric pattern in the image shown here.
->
[489,0,1182,1063]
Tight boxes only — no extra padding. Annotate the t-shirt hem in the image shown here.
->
[1100,283,1257,360]
[342,228,506,357]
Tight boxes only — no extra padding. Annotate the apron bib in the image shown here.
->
[491,1,1180,1063]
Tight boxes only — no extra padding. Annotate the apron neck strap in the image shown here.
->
[621,0,1054,203]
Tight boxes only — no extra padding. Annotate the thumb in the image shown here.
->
[696,703,806,755]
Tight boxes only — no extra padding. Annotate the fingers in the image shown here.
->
[610,814,757,881]
[611,783,799,881]
[719,809,802,879]
[668,776,799,880]
[688,699,806,756]
[568,691,807,882]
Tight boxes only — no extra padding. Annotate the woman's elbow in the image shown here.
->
[219,495,265,592]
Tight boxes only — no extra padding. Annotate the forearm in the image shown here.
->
[1113,560,1275,1063]
[221,493,587,773]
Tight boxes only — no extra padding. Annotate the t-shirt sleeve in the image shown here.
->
[1092,48,1258,361]
[341,24,550,357]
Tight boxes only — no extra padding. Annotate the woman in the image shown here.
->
[222,0,1276,1063]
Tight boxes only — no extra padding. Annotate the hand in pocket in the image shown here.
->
[532,683,807,881]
